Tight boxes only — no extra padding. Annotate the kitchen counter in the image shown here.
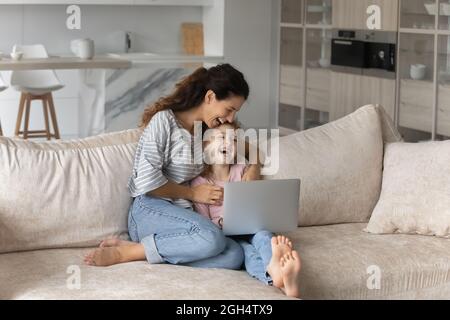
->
[106,53,224,68]
[0,55,131,71]
[0,53,224,71]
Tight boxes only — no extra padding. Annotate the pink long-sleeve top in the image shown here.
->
[190,164,246,228]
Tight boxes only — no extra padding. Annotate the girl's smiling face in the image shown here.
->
[203,123,238,165]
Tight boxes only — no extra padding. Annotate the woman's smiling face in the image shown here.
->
[202,90,246,129]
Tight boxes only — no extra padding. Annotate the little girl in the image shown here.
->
[190,122,301,298]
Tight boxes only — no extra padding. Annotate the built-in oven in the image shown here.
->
[331,37,367,68]
[365,42,396,72]
[331,30,396,72]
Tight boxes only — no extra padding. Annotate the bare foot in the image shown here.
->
[280,250,301,298]
[84,244,146,267]
[84,247,123,266]
[267,235,293,288]
[99,238,135,248]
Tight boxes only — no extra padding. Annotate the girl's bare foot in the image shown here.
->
[99,238,135,248]
[84,243,146,267]
[267,235,293,288]
[280,250,301,298]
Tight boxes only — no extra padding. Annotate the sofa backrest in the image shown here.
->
[266,104,402,226]
[0,105,402,253]
[0,129,142,253]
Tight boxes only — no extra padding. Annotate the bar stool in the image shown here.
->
[0,74,7,136]
[11,44,64,140]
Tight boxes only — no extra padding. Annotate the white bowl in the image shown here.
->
[410,64,427,80]
[10,51,23,61]
[424,3,437,15]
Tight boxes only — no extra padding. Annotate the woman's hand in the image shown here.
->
[190,184,223,205]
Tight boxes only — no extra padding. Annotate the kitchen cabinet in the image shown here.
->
[278,0,332,133]
[397,0,450,141]
[399,79,434,134]
[437,33,450,139]
[281,0,303,24]
[438,83,450,137]
[304,26,332,129]
[278,0,304,132]
[330,71,395,121]
[280,65,303,107]
[400,0,435,29]
[305,0,332,26]
[0,0,214,5]
[306,68,330,113]
[397,32,434,140]
[332,0,398,31]
[277,0,450,141]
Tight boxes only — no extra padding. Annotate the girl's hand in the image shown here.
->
[191,184,223,205]
[242,163,261,181]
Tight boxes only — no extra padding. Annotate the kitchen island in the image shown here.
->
[83,53,224,137]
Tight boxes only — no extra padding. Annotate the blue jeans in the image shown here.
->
[128,195,244,270]
[234,230,274,285]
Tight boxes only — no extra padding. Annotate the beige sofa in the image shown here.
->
[1,104,450,300]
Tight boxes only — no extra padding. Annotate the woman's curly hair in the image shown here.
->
[140,63,249,128]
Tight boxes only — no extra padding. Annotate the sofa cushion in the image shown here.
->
[0,248,293,300]
[288,223,450,299]
[267,104,389,226]
[0,129,142,253]
[2,224,450,300]
[374,103,403,144]
[365,141,450,238]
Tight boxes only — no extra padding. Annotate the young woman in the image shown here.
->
[190,122,301,298]
[85,64,255,269]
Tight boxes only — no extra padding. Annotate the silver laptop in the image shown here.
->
[222,179,300,236]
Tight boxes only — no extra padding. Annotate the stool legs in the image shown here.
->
[15,93,60,140]
[14,93,26,137]
[46,93,60,139]
[23,96,31,140]
[42,95,51,141]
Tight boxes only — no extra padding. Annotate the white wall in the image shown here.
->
[0,5,202,54]
[223,0,278,129]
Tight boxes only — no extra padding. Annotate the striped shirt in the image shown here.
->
[128,109,204,209]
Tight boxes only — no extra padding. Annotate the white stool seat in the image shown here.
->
[11,44,64,96]
[12,84,64,96]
